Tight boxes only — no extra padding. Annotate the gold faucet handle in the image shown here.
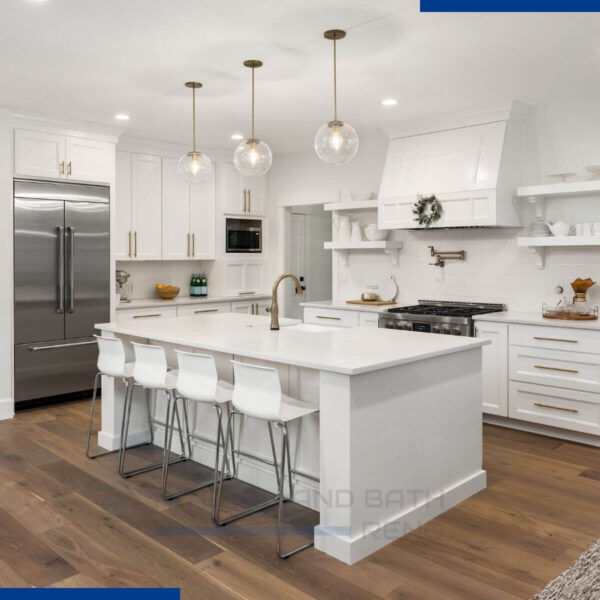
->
[265,306,272,313]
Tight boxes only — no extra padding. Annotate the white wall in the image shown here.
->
[269,102,600,312]
[0,109,14,419]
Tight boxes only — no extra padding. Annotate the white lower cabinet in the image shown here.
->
[115,305,177,321]
[230,299,270,315]
[359,312,380,328]
[304,307,359,328]
[176,302,231,317]
[475,321,508,416]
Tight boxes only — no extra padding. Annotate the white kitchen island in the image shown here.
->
[96,313,489,564]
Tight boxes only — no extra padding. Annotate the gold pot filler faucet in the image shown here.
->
[267,273,304,330]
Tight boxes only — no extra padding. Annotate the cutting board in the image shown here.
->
[346,299,396,306]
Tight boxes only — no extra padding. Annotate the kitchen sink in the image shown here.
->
[282,323,337,333]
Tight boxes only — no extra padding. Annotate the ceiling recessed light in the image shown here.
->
[115,114,130,121]
[381,98,398,106]
[231,133,244,140]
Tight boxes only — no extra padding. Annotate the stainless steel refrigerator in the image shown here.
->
[14,180,110,406]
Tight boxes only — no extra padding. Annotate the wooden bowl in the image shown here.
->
[156,285,180,300]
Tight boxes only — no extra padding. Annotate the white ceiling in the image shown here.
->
[2,0,600,153]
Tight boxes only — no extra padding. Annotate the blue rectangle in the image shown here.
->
[0,590,179,600]
[421,0,600,10]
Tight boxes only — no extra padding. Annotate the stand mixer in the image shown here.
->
[116,269,132,303]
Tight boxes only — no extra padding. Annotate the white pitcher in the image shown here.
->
[333,214,352,242]
[350,220,363,242]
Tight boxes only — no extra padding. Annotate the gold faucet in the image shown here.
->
[268,273,303,330]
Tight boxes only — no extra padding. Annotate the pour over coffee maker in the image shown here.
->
[571,277,596,315]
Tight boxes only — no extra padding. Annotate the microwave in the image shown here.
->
[226,218,262,253]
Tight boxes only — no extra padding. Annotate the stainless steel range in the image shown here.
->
[379,300,505,337]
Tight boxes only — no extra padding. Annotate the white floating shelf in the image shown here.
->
[517,236,600,270]
[324,199,379,212]
[324,240,403,266]
[518,180,600,199]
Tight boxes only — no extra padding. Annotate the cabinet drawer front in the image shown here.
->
[359,312,380,328]
[304,307,359,328]
[509,346,600,393]
[116,306,177,321]
[176,302,231,317]
[509,324,600,355]
[509,380,600,436]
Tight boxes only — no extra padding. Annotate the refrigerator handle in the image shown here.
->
[67,226,75,313]
[57,226,65,314]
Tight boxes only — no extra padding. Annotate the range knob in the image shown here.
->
[403,323,411,331]
[452,328,461,336]
[432,325,441,334]
[442,326,450,335]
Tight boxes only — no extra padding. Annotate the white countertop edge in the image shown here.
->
[95,319,489,376]
[117,294,272,310]
[473,311,600,330]
[300,300,400,314]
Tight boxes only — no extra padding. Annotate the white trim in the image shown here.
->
[483,414,600,447]
[97,428,151,451]
[0,397,14,421]
[315,470,486,565]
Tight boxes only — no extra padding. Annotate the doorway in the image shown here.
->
[286,205,332,320]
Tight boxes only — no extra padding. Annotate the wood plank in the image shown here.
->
[47,574,102,588]
[0,506,77,587]
[0,559,30,588]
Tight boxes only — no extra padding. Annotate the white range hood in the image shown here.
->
[378,102,526,229]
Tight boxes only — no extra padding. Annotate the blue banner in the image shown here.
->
[421,0,600,10]
[0,591,179,599]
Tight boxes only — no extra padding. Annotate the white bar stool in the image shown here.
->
[119,342,187,479]
[86,335,150,459]
[214,360,319,559]
[161,350,236,502]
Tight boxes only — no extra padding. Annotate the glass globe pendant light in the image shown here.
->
[177,82,213,183]
[234,60,272,177]
[314,29,358,165]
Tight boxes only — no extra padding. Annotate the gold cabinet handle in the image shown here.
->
[60,161,65,175]
[194,309,218,314]
[133,313,161,319]
[243,189,247,213]
[192,233,195,256]
[238,291,256,296]
[248,189,251,213]
[67,161,72,176]
[316,315,341,321]
[534,402,578,414]
[128,231,132,257]
[534,365,579,374]
[134,231,137,257]
[534,336,578,344]
[187,233,190,257]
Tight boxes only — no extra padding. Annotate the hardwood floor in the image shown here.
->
[0,400,599,599]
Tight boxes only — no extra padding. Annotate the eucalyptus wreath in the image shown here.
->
[412,194,443,228]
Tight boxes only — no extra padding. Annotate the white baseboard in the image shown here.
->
[483,415,600,447]
[97,428,151,451]
[315,470,487,565]
[0,397,14,421]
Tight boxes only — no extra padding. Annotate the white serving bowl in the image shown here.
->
[364,225,388,241]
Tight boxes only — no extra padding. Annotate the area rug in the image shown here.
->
[533,539,600,599]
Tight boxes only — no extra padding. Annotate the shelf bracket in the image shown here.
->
[530,246,545,270]
[383,248,400,266]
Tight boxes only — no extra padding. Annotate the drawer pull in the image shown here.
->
[534,402,579,414]
[534,365,579,374]
[238,291,256,296]
[533,336,578,344]
[194,309,218,314]
[316,315,341,321]
[133,313,161,319]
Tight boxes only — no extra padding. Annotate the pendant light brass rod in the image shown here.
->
[333,37,337,122]
[251,66,255,139]
[192,85,197,153]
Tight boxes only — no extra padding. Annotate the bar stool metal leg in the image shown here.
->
[119,383,186,479]
[213,410,282,526]
[276,423,314,559]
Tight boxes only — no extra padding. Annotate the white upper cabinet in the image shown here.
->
[189,173,216,259]
[14,129,114,184]
[162,157,192,260]
[131,153,162,260]
[219,162,265,216]
[14,130,66,179]
[65,137,115,183]
[378,116,522,229]
[224,260,265,295]
[115,151,133,260]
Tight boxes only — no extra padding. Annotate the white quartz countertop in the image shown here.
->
[300,300,401,314]
[96,313,488,375]
[473,310,600,331]
[117,294,271,310]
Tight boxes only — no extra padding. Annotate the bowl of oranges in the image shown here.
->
[156,284,180,300]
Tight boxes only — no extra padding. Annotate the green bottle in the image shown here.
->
[201,273,208,297]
